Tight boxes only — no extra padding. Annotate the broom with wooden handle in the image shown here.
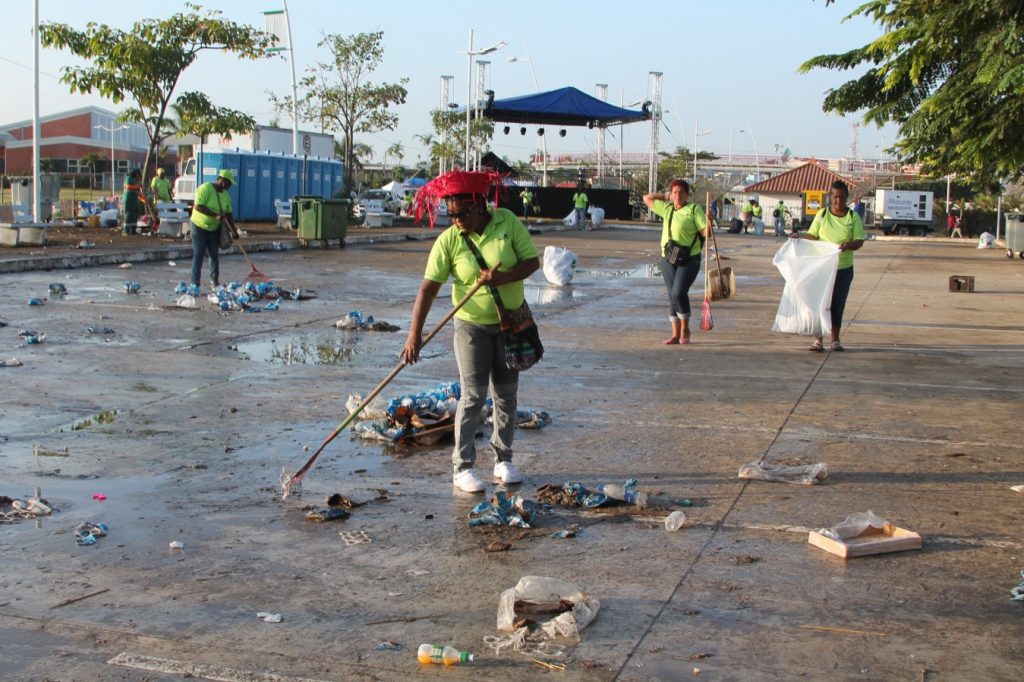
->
[281,281,484,499]
[700,192,714,331]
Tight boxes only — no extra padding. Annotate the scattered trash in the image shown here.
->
[203,281,296,312]
[535,482,609,508]
[486,541,513,552]
[0,358,23,368]
[87,326,116,335]
[176,294,197,309]
[76,240,96,249]
[22,333,45,345]
[92,493,107,502]
[549,529,577,539]
[808,511,922,558]
[33,444,68,457]
[168,261,176,267]
[664,511,687,532]
[74,521,108,545]
[1011,485,1024,494]
[735,555,760,565]
[1011,571,1024,602]
[738,460,828,485]
[326,493,363,509]
[305,507,351,522]
[469,491,537,528]
[256,612,283,623]
[497,576,600,642]
[375,641,402,652]
[169,540,185,550]
[597,479,648,508]
[417,644,474,666]
[119,262,133,269]
[406,569,430,577]
[339,530,372,546]
[48,283,67,296]
[542,245,578,286]
[123,280,141,294]
[263,300,280,311]
[28,298,45,306]
[1,497,53,523]
[270,241,289,251]
[335,310,400,332]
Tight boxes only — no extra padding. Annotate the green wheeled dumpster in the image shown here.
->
[293,196,348,249]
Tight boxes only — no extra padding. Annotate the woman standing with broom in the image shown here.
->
[644,180,712,344]
[402,170,540,494]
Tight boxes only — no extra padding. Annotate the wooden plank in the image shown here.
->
[808,524,922,559]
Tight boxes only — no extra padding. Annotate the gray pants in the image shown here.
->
[452,318,519,472]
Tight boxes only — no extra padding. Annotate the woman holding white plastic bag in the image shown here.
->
[791,180,864,351]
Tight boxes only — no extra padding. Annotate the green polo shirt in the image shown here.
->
[151,176,172,202]
[808,207,865,270]
[190,182,231,232]
[520,189,533,205]
[573,192,588,209]
[653,199,707,257]
[423,207,539,324]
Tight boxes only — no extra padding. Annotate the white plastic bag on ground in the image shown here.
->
[563,210,578,228]
[738,460,828,485]
[816,510,888,541]
[542,245,577,286]
[587,206,605,227]
[771,238,840,337]
[977,232,996,249]
[497,575,600,641]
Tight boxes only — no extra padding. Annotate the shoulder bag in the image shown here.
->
[663,205,704,266]
[462,234,544,371]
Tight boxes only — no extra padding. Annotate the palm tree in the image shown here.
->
[79,152,104,191]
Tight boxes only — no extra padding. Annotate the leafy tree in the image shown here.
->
[289,31,408,194]
[799,0,1024,188]
[429,109,494,173]
[385,142,404,175]
[40,3,275,184]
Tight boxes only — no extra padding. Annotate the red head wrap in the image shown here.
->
[413,170,507,227]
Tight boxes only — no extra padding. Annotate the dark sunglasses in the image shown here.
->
[448,207,474,220]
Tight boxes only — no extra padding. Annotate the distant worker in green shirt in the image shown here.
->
[122,169,143,235]
[189,169,239,291]
[151,168,173,202]
[519,188,534,220]
[572,188,589,230]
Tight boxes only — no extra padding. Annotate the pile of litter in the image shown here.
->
[348,381,549,444]
[335,311,400,332]
[0,358,23,368]
[1012,571,1024,602]
[0,496,52,523]
[470,490,539,528]
[123,280,141,293]
[304,493,364,522]
[173,280,301,312]
[48,283,67,296]
[535,482,611,508]
[75,521,108,545]
[18,329,45,345]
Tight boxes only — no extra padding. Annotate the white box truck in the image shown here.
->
[875,189,934,236]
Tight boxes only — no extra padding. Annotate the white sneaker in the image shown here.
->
[453,468,485,493]
[493,461,523,484]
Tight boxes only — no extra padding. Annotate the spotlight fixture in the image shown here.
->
[559,129,566,138]
[520,126,527,135]
[537,128,545,136]
[503,126,510,135]
[587,121,594,130]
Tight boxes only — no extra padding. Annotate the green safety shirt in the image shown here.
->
[190,182,232,232]
[151,176,172,202]
[653,199,707,257]
[423,207,539,325]
[520,189,534,205]
[573,192,588,209]
[808,207,865,270]
[776,202,786,218]
[751,204,763,218]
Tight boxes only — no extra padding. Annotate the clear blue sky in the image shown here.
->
[1,0,900,166]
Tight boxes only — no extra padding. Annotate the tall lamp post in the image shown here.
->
[465,30,506,171]
[693,120,715,183]
[507,54,547,186]
[729,127,744,163]
[745,119,759,181]
[94,123,129,194]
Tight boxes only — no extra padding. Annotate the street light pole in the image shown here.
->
[464,31,507,172]
[95,123,129,194]
[507,52,547,186]
[745,119,759,181]
[693,120,715,183]
[729,127,744,163]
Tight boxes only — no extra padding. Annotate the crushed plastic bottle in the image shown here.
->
[123,280,141,293]
[27,298,44,306]
[664,511,687,532]
[176,294,197,308]
[417,644,474,666]
[597,480,649,509]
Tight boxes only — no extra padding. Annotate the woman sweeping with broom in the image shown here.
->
[402,170,540,494]
[644,180,712,344]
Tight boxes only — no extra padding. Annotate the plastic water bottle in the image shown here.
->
[597,483,649,509]
[417,643,474,666]
[664,510,687,531]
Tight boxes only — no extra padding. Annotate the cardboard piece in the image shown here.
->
[808,523,922,559]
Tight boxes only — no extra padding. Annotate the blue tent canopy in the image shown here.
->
[482,87,650,127]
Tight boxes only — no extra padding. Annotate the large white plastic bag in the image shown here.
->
[587,206,605,227]
[542,245,577,286]
[563,210,578,227]
[771,238,840,337]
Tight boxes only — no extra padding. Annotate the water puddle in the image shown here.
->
[573,264,661,281]
[235,333,370,366]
